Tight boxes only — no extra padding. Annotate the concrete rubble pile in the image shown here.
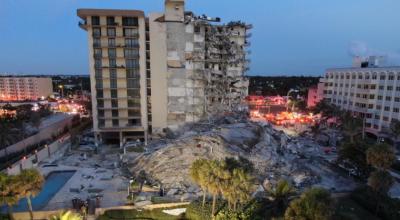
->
[128,115,324,196]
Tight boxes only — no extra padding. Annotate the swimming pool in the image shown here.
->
[1,170,76,213]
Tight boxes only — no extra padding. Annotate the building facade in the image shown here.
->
[307,82,324,108]
[0,77,53,101]
[320,66,400,134]
[78,0,250,144]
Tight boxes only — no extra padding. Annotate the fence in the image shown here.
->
[5,135,70,175]
[0,114,73,158]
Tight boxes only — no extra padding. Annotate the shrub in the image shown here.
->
[186,200,214,220]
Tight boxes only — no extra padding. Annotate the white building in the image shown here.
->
[320,66,400,135]
[0,77,53,101]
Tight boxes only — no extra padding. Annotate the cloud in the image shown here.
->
[348,41,400,65]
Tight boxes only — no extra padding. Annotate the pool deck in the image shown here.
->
[38,145,131,211]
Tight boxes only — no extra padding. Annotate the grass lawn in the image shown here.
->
[97,206,188,220]
[334,196,380,220]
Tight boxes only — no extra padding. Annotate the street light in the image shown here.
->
[286,89,299,112]
[58,85,64,98]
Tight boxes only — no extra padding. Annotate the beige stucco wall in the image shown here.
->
[149,13,168,134]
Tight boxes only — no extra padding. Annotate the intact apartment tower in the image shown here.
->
[78,0,251,145]
[320,62,400,135]
[0,77,53,101]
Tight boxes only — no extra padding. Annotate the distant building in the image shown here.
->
[77,0,251,144]
[320,66,400,135]
[0,77,53,101]
[307,82,324,108]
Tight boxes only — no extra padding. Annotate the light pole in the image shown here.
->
[286,89,299,112]
[59,85,64,98]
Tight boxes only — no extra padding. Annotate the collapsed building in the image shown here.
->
[78,0,251,144]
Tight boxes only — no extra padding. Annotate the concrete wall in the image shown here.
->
[5,135,69,175]
[149,13,168,134]
[0,115,73,158]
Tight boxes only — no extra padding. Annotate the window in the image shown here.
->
[110,69,117,78]
[112,119,119,127]
[125,39,139,48]
[110,79,117,88]
[128,119,141,126]
[368,104,374,109]
[110,89,118,98]
[128,109,141,117]
[397,87,400,91]
[384,106,390,111]
[376,105,382,110]
[389,75,395,80]
[108,49,116,58]
[107,28,116,37]
[94,59,102,69]
[93,38,101,47]
[98,110,104,117]
[394,108,399,113]
[126,59,139,68]
[91,16,100,25]
[127,89,140,98]
[92,27,101,37]
[124,28,139,37]
[107,16,116,26]
[98,120,105,128]
[370,84,376,89]
[124,49,139,58]
[385,96,391,101]
[97,100,104,108]
[111,100,118,108]
[95,69,102,78]
[128,98,140,107]
[109,59,117,68]
[369,94,375,99]
[378,96,383,100]
[396,97,400,102]
[379,85,384,90]
[127,69,139,78]
[127,79,139,88]
[112,110,119,117]
[122,17,138,26]
[383,116,389,121]
[94,48,102,58]
[96,89,103,98]
[380,75,386,80]
[95,79,103,88]
[375,115,380,119]
[194,26,201,33]
[108,38,116,47]
[372,74,377,80]
[387,86,393,91]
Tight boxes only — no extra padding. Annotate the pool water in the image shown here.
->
[1,170,75,213]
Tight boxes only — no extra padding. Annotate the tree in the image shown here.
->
[0,174,21,220]
[366,143,396,170]
[17,169,44,220]
[340,111,363,143]
[390,119,400,142]
[51,211,82,220]
[368,170,394,196]
[29,112,42,129]
[267,179,296,215]
[0,118,19,160]
[205,160,228,218]
[338,141,371,178]
[190,159,210,207]
[284,188,334,220]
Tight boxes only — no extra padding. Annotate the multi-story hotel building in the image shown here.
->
[78,0,250,145]
[0,77,53,101]
[321,66,400,135]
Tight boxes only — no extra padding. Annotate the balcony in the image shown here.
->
[78,21,88,30]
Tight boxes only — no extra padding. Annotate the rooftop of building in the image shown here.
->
[326,66,400,72]
[77,9,145,19]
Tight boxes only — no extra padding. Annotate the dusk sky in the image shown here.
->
[1,0,399,76]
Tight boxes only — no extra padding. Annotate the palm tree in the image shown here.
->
[51,211,82,220]
[390,119,400,144]
[207,160,226,218]
[366,143,396,170]
[230,168,253,211]
[0,174,21,220]
[267,179,295,214]
[368,170,394,196]
[190,159,210,207]
[284,187,333,220]
[17,169,44,220]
